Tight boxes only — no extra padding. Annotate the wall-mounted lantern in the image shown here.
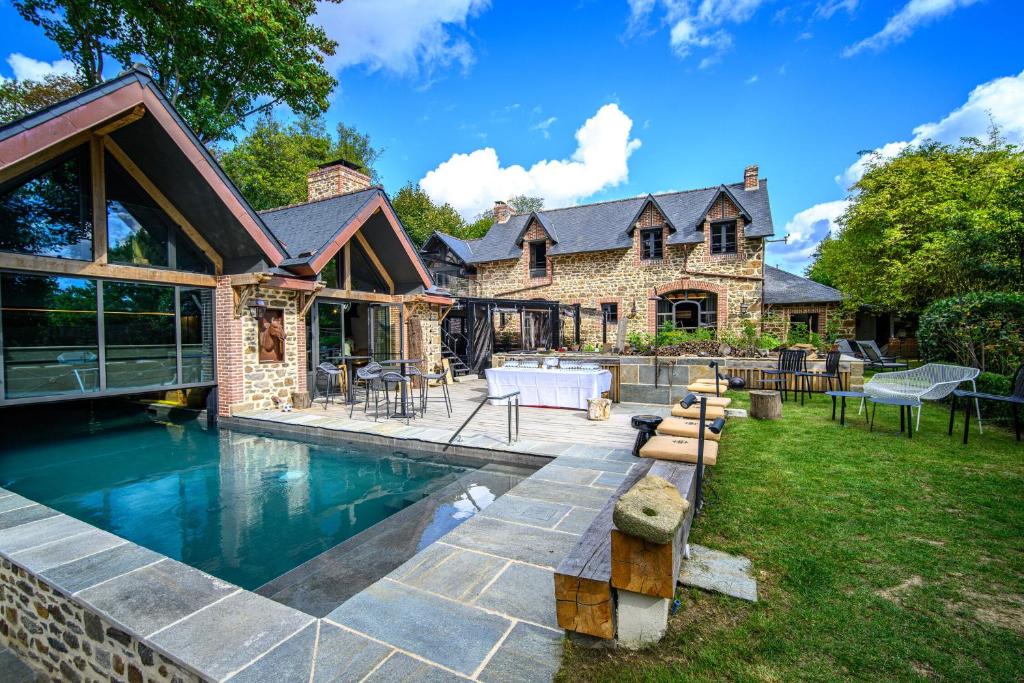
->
[247,288,267,320]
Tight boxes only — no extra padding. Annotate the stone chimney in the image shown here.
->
[493,200,514,224]
[307,159,372,202]
[744,164,759,191]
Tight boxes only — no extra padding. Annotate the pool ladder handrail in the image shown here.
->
[442,390,520,451]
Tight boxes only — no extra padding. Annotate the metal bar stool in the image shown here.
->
[380,370,415,424]
[316,362,344,409]
[349,364,385,420]
[409,366,452,418]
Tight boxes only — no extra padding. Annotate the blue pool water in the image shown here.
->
[0,405,480,590]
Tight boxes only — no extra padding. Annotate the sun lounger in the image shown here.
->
[671,403,726,419]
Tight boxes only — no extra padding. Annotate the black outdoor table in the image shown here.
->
[381,359,422,419]
[825,390,867,426]
[868,396,918,438]
[325,355,372,403]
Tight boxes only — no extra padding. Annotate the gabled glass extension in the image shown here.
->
[0,273,215,403]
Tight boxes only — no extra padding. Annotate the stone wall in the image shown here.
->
[0,559,199,683]
[763,303,855,342]
[473,195,765,348]
[405,301,443,374]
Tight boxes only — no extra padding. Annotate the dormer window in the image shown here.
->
[640,228,663,260]
[529,240,547,278]
[710,220,737,254]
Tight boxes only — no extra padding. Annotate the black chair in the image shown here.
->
[380,370,415,424]
[409,366,452,418]
[796,350,844,399]
[315,362,344,409]
[948,364,1023,444]
[349,364,385,420]
[760,349,805,402]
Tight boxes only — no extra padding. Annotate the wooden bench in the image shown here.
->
[553,459,699,640]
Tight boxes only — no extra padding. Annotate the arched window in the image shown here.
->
[656,290,718,331]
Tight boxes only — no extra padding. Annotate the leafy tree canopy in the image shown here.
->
[0,74,85,125]
[219,115,381,211]
[508,195,544,214]
[807,130,1024,313]
[392,183,492,248]
[13,0,338,142]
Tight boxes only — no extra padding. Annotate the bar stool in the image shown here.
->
[316,362,344,409]
[409,366,452,418]
[380,371,415,424]
[349,364,384,419]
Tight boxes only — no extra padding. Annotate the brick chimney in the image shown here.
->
[493,200,514,224]
[307,159,372,202]
[744,164,759,191]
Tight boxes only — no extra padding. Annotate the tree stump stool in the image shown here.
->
[588,397,612,421]
[749,390,782,420]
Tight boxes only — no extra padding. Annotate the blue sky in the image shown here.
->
[2,0,1023,272]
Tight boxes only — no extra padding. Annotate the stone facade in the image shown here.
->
[215,285,303,416]
[473,196,765,347]
[0,559,199,683]
[763,304,855,342]
[405,301,443,375]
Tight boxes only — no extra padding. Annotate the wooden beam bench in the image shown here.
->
[553,458,700,642]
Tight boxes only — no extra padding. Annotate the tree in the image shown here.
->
[807,131,1024,313]
[508,195,544,214]
[0,74,85,125]
[391,183,496,247]
[13,0,338,142]
[219,115,381,211]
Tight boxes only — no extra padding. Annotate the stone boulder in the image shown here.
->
[613,475,689,544]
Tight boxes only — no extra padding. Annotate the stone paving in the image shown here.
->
[679,544,758,603]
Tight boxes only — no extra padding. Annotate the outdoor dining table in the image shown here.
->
[484,366,612,410]
[325,355,371,403]
[380,358,422,419]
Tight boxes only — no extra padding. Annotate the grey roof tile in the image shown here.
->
[259,188,380,259]
[430,232,475,263]
[763,265,843,304]
[462,180,774,263]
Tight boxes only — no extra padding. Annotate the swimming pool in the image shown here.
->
[0,403,517,592]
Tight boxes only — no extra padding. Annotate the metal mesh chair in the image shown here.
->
[349,364,385,419]
[315,362,344,409]
[862,363,981,432]
[409,365,452,417]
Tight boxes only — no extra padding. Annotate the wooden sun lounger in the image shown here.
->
[639,435,719,465]
[656,417,723,441]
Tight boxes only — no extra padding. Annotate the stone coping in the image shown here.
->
[0,413,657,681]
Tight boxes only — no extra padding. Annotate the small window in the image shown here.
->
[710,220,737,254]
[640,228,663,260]
[601,303,618,343]
[790,312,820,334]
[529,241,547,278]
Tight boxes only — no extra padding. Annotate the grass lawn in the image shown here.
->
[559,392,1023,682]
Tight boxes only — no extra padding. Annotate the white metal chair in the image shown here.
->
[860,363,982,432]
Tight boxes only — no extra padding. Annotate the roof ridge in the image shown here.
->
[259,186,382,215]
[513,181,756,218]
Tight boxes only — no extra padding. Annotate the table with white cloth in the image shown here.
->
[484,366,613,409]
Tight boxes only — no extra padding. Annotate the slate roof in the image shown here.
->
[259,188,380,262]
[459,180,774,263]
[428,231,476,263]
[763,265,843,305]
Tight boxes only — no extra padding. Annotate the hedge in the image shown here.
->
[918,292,1024,377]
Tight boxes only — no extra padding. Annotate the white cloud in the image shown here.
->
[814,0,858,20]
[837,69,1024,188]
[531,116,558,139]
[772,199,850,270]
[843,0,979,56]
[6,53,77,81]
[317,0,489,79]
[627,0,768,67]
[420,103,642,219]
[745,74,759,85]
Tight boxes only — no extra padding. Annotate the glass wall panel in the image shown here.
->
[106,154,171,268]
[0,147,92,260]
[351,241,389,293]
[176,235,214,275]
[179,287,215,383]
[321,254,340,288]
[103,281,177,388]
[1,274,98,397]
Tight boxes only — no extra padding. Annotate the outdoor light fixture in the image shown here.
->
[708,359,723,396]
[648,293,664,387]
[247,289,267,320]
[677,391,723,516]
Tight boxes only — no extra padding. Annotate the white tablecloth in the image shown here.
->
[484,367,612,409]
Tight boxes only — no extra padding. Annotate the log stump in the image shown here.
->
[749,390,782,420]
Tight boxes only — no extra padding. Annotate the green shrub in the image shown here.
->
[757,334,782,350]
[919,292,1024,375]
[627,330,653,353]
[787,322,810,346]
[965,371,1016,423]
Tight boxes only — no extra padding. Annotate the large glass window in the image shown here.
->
[320,253,341,289]
[1,274,98,397]
[105,154,212,274]
[180,287,214,383]
[657,290,718,331]
[710,220,737,254]
[0,147,92,260]
[351,241,389,293]
[102,281,177,389]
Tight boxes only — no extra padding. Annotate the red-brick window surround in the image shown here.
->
[528,240,548,279]
[640,228,664,260]
[710,220,737,255]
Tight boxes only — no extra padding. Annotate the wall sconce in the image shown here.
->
[247,288,267,320]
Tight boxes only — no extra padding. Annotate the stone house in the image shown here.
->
[421,166,848,349]
[0,67,449,415]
